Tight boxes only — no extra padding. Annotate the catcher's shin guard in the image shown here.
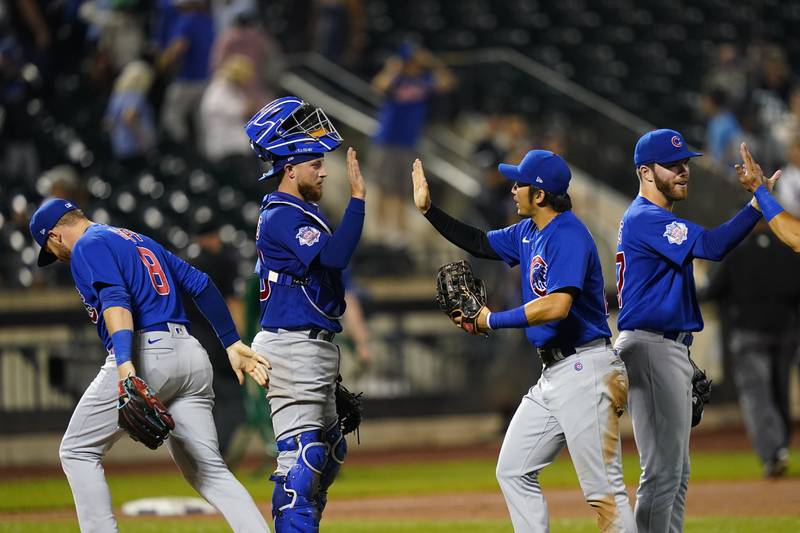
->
[317,424,347,513]
[270,430,329,533]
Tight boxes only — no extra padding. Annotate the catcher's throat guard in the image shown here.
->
[435,260,488,335]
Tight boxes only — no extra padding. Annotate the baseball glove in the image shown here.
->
[335,375,363,442]
[689,355,712,428]
[117,375,175,450]
[435,260,487,335]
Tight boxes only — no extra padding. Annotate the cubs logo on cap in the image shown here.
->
[634,129,702,166]
[29,198,78,266]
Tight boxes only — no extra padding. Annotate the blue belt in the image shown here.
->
[663,331,693,347]
[262,327,335,342]
[138,322,191,334]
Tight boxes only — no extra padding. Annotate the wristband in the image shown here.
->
[111,329,134,367]
[487,305,528,329]
[754,185,784,222]
[484,311,492,330]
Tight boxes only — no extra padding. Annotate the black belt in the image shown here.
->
[537,338,611,367]
[641,329,693,347]
[262,327,335,342]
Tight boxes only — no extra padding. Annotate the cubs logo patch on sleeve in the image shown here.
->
[663,221,688,245]
[296,226,321,246]
[529,255,548,297]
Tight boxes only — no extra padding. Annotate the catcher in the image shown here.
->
[417,151,636,532]
[28,199,272,532]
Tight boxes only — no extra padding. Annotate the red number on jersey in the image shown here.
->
[137,247,170,295]
[615,251,626,309]
[259,278,270,302]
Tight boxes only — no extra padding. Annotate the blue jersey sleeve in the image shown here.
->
[162,248,210,296]
[630,209,704,266]
[72,237,125,289]
[544,228,590,294]
[487,223,521,266]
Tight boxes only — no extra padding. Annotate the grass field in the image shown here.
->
[1,447,798,532]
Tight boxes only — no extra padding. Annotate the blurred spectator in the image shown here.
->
[312,0,366,68]
[0,35,41,183]
[104,60,156,170]
[182,217,245,462]
[78,0,145,71]
[774,137,800,218]
[38,164,84,203]
[199,54,262,182]
[704,222,800,478]
[725,101,781,176]
[772,85,800,155]
[369,42,456,241]
[210,0,255,34]
[341,270,372,372]
[151,0,180,52]
[751,45,796,132]
[210,7,282,102]
[700,89,741,165]
[702,43,748,107]
[158,0,215,145]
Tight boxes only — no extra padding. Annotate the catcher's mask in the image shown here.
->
[245,96,343,180]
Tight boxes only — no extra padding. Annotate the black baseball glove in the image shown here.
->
[117,375,175,449]
[689,355,712,428]
[335,375,363,442]
[435,260,488,335]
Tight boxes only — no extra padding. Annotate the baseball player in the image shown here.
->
[413,150,635,532]
[615,130,770,532]
[28,198,272,533]
[244,97,365,532]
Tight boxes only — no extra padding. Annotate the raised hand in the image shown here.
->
[412,159,432,214]
[346,147,366,200]
[226,340,270,387]
[736,142,781,193]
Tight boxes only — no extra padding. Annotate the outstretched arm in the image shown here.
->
[456,291,574,333]
[319,148,366,269]
[736,143,800,252]
[412,159,502,260]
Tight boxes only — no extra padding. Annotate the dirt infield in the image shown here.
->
[325,479,800,521]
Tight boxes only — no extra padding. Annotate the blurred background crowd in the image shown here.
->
[1,0,800,476]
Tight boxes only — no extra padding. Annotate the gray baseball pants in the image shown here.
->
[59,324,270,532]
[615,329,693,533]
[252,329,340,477]
[495,341,635,532]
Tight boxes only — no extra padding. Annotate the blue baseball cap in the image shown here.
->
[498,150,572,195]
[634,129,702,166]
[29,198,78,266]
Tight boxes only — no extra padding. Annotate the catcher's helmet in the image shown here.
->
[245,96,343,180]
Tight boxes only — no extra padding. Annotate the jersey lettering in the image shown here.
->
[111,227,144,243]
[259,278,271,302]
[137,247,170,295]
[76,288,98,324]
[615,251,626,309]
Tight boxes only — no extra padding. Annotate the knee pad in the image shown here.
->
[270,430,329,532]
[317,425,347,513]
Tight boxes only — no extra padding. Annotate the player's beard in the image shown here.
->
[299,181,323,203]
[654,173,688,202]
